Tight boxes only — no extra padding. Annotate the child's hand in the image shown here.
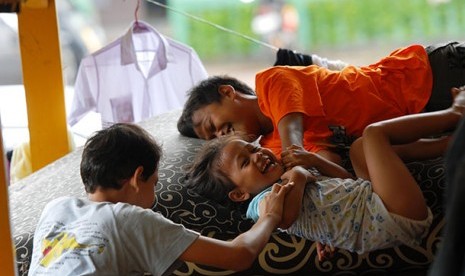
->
[259,182,295,225]
[316,242,336,262]
[281,166,316,186]
[281,144,317,170]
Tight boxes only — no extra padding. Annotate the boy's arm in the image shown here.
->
[278,113,343,166]
[278,112,304,150]
[278,112,304,149]
[178,182,293,272]
[282,145,354,179]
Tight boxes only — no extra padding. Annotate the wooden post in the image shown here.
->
[0,115,16,276]
[17,0,71,172]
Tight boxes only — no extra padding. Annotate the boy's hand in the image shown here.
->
[259,182,294,226]
[282,145,352,179]
[281,144,316,170]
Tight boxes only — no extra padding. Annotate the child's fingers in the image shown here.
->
[281,181,294,191]
[325,245,335,258]
[316,242,325,261]
[316,242,336,262]
[273,181,294,195]
[271,182,282,193]
[286,144,302,150]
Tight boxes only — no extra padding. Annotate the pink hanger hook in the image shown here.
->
[134,0,141,27]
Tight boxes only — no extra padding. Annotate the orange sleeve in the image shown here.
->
[255,66,325,127]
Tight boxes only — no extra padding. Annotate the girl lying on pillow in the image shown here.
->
[184,87,465,259]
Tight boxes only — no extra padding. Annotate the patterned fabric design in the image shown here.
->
[10,110,445,275]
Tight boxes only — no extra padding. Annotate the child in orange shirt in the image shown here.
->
[179,42,465,174]
[183,88,465,257]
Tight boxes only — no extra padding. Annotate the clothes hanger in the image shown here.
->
[133,0,149,33]
[130,0,161,54]
[129,0,164,76]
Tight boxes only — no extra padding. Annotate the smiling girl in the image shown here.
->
[184,88,465,255]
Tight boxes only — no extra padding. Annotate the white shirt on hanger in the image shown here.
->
[68,20,208,128]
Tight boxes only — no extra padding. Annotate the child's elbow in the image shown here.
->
[279,212,299,229]
[279,219,294,230]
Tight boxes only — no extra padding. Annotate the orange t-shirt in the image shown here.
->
[255,45,432,156]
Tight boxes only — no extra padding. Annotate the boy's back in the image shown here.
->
[28,196,198,276]
[28,123,291,275]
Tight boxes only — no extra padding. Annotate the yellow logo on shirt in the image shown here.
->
[39,232,105,267]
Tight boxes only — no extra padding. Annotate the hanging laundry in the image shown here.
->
[68,20,208,128]
[274,48,348,70]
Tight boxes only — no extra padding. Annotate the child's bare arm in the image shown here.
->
[276,166,315,229]
[277,112,304,150]
[179,182,293,272]
[274,167,337,261]
[278,112,345,169]
[282,145,354,179]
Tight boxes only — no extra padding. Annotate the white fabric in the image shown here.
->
[28,197,199,276]
[311,54,348,70]
[68,20,208,127]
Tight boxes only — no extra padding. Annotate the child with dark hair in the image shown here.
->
[184,88,465,257]
[28,123,293,276]
[178,42,465,172]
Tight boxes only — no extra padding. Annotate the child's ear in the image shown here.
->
[128,166,144,192]
[218,85,236,99]
[228,188,250,202]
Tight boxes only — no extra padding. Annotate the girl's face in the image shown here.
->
[220,139,284,196]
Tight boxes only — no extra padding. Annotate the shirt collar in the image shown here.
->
[120,20,173,70]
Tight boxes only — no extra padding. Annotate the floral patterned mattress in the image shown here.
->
[10,110,445,275]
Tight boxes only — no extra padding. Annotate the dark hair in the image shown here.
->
[80,123,162,193]
[177,75,256,138]
[183,134,254,208]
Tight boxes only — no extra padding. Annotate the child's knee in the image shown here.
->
[349,138,363,163]
[349,138,368,179]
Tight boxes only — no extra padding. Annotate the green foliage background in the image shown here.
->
[168,0,465,60]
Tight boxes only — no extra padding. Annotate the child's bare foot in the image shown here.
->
[451,86,465,116]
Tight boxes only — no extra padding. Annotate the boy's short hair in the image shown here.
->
[177,75,256,138]
[80,123,162,193]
